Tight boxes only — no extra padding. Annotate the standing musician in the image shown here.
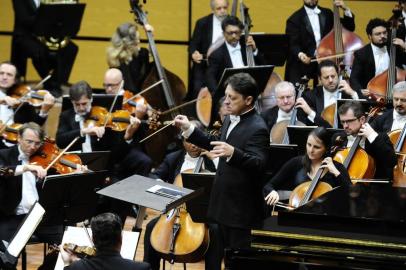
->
[263,127,351,206]
[143,120,217,270]
[60,212,151,270]
[296,60,359,127]
[284,0,355,85]
[174,73,269,269]
[11,0,79,97]
[260,81,297,131]
[106,22,153,94]
[371,81,406,133]
[350,18,406,98]
[336,101,397,180]
[0,122,63,252]
[188,0,229,99]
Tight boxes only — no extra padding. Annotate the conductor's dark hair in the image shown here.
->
[69,80,92,101]
[221,15,244,31]
[338,101,365,119]
[91,213,122,251]
[317,60,339,77]
[366,18,388,35]
[303,127,330,173]
[225,72,259,103]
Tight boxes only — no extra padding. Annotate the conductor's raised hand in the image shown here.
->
[173,115,191,131]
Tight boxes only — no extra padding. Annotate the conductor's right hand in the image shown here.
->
[174,115,191,131]
[264,190,280,205]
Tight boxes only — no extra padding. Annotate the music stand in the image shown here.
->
[34,3,85,40]
[266,144,298,179]
[240,33,289,66]
[61,94,123,111]
[181,172,216,223]
[97,174,203,232]
[287,126,343,155]
[76,151,110,172]
[39,171,107,226]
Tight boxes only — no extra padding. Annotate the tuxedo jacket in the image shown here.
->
[333,131,397,180]
[350,43,406,93]
[189,14,214,56]
[260,106,279,131]
[284,6,355,83]
[149,149,216,184]
[0,146,24,216]
[187,110,269,229]
[370,109,394,133]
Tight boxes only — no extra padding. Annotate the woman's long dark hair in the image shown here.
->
[302,127,331,173]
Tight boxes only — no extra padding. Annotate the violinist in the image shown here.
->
[0,122,60,252]
[260,81,296,131]
[285,0,355,85]
[296,60,359,127]
[336,101,397,180]
[350,18,406,98]
[188,0,229,99]
[263,127,351,206]
[144,120,217,270]
[371,81,406,133]
[174,73,269,270]
[0,62,55,130]
[60,212,151,270]
[106,22,153,94]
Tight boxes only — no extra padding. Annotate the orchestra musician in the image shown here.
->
[350,18,406,97]
[296,60,359,127]
[263,126,351,206]
[106,22,153,94]
[284,0,355,85]
[143,120,217,270]
[188,0,229,99]
[336,101,397,180]
[371,81,406,133]
[0,122,63,252]
[11,0,79,97]
[174,73,269,269]
[60,212,151,270]
[260,81,297,131]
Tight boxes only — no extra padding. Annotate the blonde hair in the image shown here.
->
[106,22,140,67]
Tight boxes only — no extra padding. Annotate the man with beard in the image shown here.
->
[188,0,229,99]
[350,18,406,98]
[285,0,355,85]
[371,81,406,133]
[295,60,359,127]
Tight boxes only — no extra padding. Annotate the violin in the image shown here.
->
[9,85,51,107]
[0,121,22,143]
[30,137,83,175]
[49,243,96,259]
[389,123,406,187]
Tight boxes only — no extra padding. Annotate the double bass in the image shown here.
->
[389,123,406,187]
[131,1,187,164]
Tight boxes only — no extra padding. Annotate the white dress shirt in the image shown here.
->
[304,5,322,50]
[75,114,92,153]
[212,15,223,44]
[226,42,245,68]
[392,110,406,131]
[371,43,390,76]
[15,147,39,215]
[0,91,14,125]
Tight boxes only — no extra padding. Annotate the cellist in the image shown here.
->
[284,0,355,85]
[335,101,397,180]
[350,18,406,98]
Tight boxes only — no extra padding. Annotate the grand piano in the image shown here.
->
[225,184,406,269]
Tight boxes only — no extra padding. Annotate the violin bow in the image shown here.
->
[310,50,356,63]
[123,79,164,104]
[160,96,209,116]
[102,80,125,129]
[44,136,80,171]
[139,120,174,143]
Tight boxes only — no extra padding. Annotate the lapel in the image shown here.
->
[366,44,376,73]
[28,0,38,12]
[223,44,233,68]
[220,116,231,141]
[207,15,214,48]
[241,43,248,66]
[315,86,325,113]
[318,8,327,35]
[302,7,316,40]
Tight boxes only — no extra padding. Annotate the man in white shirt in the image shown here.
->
[350,18,406,97]
[296,60,359,127]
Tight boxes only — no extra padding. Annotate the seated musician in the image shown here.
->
[263,126,351,206]
[106,22,153,94]
[336,101,397,180]
[371,81,406,133]
[0,61,55,149]
[296,60,360,127]
[261,81,296,131]
[144,120,217,270]
[350,18,406,98]
[60,212,151,270]
[0,122,63,252]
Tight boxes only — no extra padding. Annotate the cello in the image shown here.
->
[316,0,363,69]
[150,156,210,264]
[131,1,187,164]
[367,9,406,103]
[389,123,406,187]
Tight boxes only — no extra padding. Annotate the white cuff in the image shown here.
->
[366,131,378,143]
[182,125,195,139]
[344,9,352,17]
[307,111,316,123]
[15,165,24,176]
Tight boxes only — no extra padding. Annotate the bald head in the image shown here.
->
[103,68,123,94]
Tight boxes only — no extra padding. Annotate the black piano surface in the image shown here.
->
[226,184,406,270]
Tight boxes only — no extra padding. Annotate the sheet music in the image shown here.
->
[7,202,45,257]
[147,184,185,199]
[55,226,140,270]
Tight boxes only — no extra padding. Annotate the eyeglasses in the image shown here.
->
[340,118,359,125]
[103,82,121,89]
[23,139,42,147]
[277,95,294,100]
[224,30,242,36]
